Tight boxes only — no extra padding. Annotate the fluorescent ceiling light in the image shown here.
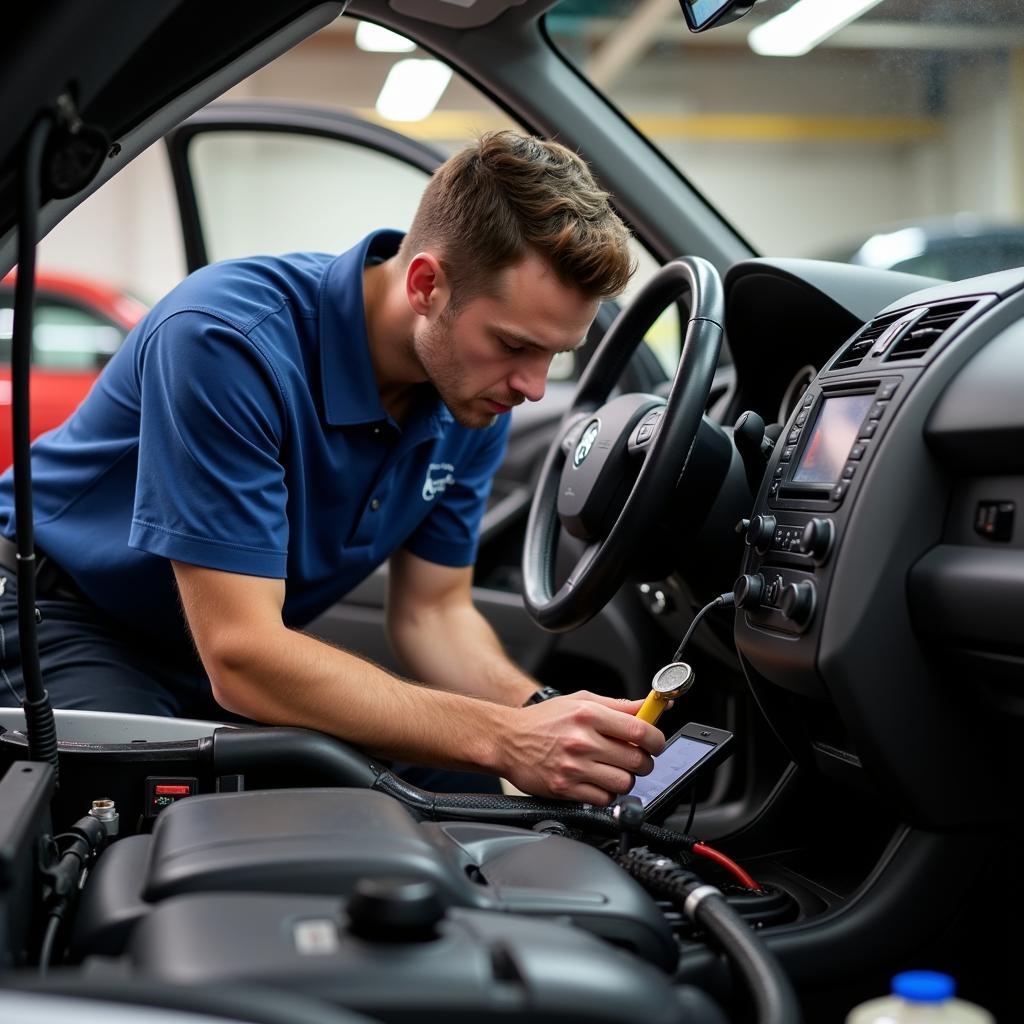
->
[376,59,453,121]
[355,23,415,53]
[749,0,885,57]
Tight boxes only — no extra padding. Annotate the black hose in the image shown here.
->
[690,892,802,1024]
[211,727,380,788]
[617,847,801,1024]
[13,114,58,775]
[371,770,698,851]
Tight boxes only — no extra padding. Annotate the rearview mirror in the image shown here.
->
[679,0,757,33]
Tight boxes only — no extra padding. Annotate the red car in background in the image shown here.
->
[0,270,147,468]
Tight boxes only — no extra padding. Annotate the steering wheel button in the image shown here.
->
[637,424,653,441]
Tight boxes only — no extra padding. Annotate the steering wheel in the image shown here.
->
[522,256,724,632]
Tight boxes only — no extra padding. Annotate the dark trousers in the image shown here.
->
[0,570,499,793]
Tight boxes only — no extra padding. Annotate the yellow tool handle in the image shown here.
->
[636,690,668,726]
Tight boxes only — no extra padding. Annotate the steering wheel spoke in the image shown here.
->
[522,257,724,631]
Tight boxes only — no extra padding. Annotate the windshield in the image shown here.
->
[547,0,1024,280]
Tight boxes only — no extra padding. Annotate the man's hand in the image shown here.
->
[498,691,665,805]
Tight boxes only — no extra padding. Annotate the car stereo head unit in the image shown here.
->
[791,394,875,486]
[769,377,902,509]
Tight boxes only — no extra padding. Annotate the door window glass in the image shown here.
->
[189,133,434,263]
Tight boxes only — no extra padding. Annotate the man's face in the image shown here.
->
[412,252,600,429]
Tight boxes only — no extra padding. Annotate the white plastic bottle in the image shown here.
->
[846,971,995,1023]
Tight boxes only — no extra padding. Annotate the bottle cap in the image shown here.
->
[892,971,955,1003]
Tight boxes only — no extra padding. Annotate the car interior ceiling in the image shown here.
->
[0,2,1020,1023]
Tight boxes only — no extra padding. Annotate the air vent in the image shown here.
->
[886,300,977,361]
[833,311,904,369]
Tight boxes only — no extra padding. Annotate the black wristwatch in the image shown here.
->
[522,685,562,707]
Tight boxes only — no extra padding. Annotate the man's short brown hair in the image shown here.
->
[398,130,635,309]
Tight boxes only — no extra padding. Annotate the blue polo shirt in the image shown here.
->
[0,230,509,641]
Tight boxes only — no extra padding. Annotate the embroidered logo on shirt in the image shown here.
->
[422,462,456,501]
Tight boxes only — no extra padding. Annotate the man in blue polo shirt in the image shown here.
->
[0,131,666,804]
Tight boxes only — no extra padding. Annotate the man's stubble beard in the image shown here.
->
[413,314,498,430]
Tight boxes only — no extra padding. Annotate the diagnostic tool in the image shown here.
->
[635,661,694,726]
[625,722,733,821]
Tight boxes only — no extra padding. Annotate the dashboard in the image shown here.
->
[723,259,1024,831]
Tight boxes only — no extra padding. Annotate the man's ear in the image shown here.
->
[405,252,451,318]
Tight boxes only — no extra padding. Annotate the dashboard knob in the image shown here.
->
[780,581,816,626]
[800,517,834,563]
[733,573,765,609]
[747,514,777,555]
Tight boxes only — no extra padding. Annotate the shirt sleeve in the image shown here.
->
[128,310,291,577]
[402,414,511,568]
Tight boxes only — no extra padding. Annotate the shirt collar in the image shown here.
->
[319,228,414,428]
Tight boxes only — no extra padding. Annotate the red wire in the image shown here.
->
[691,842,761,892]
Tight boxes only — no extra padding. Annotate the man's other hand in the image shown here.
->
[500,691,665,804]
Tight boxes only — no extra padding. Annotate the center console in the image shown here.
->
[734,368,920,698]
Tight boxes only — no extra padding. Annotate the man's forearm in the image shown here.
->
[208,624,511,772]
[389,600,540,707]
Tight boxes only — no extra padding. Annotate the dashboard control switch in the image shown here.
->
[733,573,765,609]
[974,501,1014,542]
[780,581,816,627]
[800,518,835,563]
[747,514,777,554]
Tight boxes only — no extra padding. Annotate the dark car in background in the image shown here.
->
[835,215,1024,280]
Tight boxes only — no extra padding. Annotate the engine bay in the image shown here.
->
[0,258,1021,1022]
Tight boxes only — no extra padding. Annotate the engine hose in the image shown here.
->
[616,847,801,1024]
[370,769,697,851]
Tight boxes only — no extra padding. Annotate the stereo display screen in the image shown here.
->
[792,394,875,484]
